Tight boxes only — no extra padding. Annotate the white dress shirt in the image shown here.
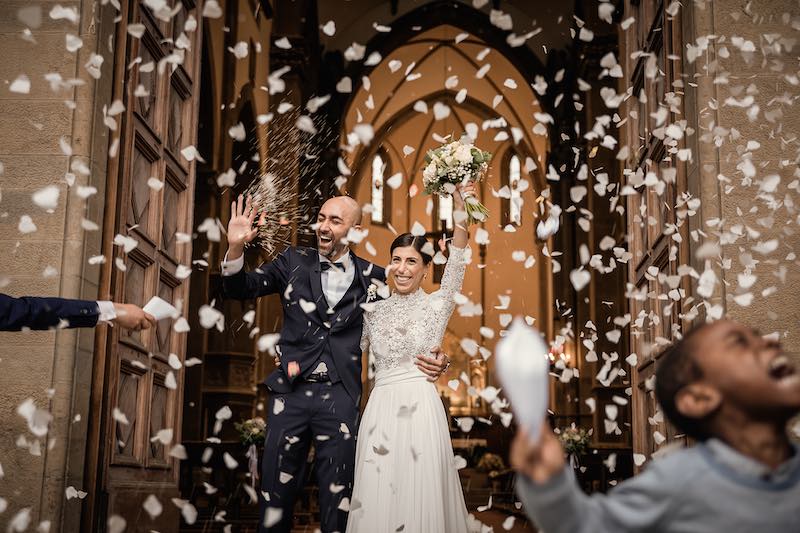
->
[97,300,117,322]
[319,252,355,309]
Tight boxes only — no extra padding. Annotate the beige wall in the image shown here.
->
[696,0,800,352]
[0,0,117,529]
[621,0,800,354]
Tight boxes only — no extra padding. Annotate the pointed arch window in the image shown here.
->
[371,151,392,225]
[504,153,522,226]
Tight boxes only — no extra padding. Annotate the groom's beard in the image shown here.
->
[317,236,349,260]
[317,233,335,256]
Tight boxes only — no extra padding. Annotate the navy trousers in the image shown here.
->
[258,380,359,533]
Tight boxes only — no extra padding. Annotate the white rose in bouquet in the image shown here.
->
[454,144,473,164]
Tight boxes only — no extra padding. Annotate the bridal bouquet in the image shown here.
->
[422,136,492,224]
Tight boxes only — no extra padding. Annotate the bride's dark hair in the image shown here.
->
[390,233,433,265]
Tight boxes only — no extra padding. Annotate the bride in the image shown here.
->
[346,183,481,533]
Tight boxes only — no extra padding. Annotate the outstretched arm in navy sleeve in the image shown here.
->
[0,294,100,331]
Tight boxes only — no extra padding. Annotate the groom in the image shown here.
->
[222,194,449,532]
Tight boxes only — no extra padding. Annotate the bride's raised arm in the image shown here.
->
[450,182,474,249]
[434,182,476,306]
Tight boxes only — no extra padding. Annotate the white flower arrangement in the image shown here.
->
[422,135,492,224]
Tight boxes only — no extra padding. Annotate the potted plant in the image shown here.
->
[476,452,507,490]
[558,424,591,469]
[235,417,266,489]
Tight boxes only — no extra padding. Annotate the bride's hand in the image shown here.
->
[415,346,450,382]
[453,182,477,210]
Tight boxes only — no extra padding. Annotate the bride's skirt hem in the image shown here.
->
[345,367,482,533]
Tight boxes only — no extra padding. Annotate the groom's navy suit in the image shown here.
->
[223,246,384,533]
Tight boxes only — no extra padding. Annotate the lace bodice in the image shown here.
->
[361,245,469,373]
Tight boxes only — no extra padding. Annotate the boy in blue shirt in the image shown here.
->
[511,319,800,532]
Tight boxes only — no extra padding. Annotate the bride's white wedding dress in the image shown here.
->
[346,245,481,533]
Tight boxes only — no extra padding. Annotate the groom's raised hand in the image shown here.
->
[227,194,266,261]
[415,346,450,382]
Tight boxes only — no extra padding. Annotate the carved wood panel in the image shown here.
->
[93,0,203,529]
[623,0,690,469]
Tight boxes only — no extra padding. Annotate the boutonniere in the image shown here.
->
[366,284,378,303]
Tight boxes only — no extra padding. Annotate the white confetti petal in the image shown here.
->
[456,417,474,432]
[143,494,163,519]
[106,515,126,533]
[65,34,83,52]
[198,305,224,330]
[386,172,403,190]
[223,452,239,469]
[32,186,60,210]
[273,398,285,415]
[150,428,173,445]
[569,268,591,291]
[9,75,31,94]
[180,145,205,162]
[433,102,451,120]
[264,507,283,528]
[299,299,317,314]
[321,20,336,36]
[18,215,37,234]
[336,76,352,93]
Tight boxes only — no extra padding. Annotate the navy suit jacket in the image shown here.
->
[223,246,385,403]
[0,293,100,331]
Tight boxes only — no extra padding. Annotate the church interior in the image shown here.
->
[1,0,799,531]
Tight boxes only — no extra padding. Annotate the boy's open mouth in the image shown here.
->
[768,355,797,381]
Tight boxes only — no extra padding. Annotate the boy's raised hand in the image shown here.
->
[510,424,566,484]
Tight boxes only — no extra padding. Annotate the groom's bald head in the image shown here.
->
[333,195,362,226]
[316,195,362,259]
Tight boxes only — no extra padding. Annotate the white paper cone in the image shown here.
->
[142,296,179,321]
[495,317,549,441]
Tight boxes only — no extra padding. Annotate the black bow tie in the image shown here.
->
[320,261,345,272]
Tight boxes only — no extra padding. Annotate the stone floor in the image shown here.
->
[286,508,535,532]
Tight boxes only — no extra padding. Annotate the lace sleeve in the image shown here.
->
[360,323,369,352]
[433,245,469,320]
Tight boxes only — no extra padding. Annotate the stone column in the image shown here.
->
[684,0,800,358]
[0,0,116,529]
